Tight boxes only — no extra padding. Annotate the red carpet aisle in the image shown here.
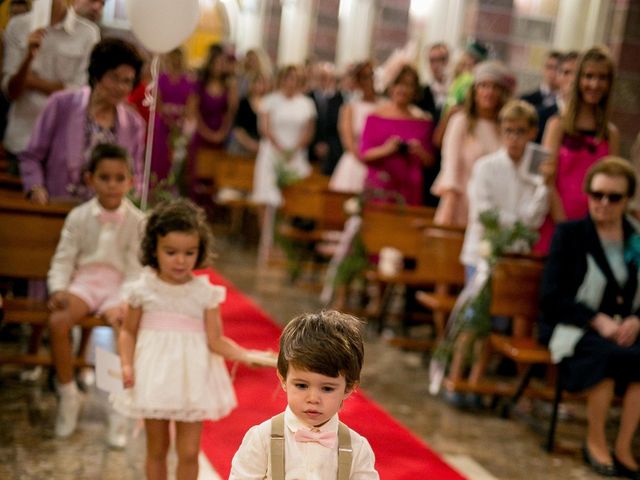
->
[199,269,466,480]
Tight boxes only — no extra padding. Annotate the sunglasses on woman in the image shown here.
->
[588,190,627,203]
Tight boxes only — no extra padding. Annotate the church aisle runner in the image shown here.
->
[199,269,466,480]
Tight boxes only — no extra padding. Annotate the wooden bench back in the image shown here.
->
[414,226,466,285]
[194,148,255,192]
[490,255,545,319]
[281,175,351,231]
[0,195,72,280]
[360,203,436,258]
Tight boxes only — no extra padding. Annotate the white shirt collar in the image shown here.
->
[89,196,129,217]
[284,405,339,433]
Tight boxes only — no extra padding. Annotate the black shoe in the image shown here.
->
[582,444,616,477]
[613,454,640,479]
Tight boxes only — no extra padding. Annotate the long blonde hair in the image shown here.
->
[562,45,615,139]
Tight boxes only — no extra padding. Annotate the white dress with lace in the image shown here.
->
[111,270,237,422]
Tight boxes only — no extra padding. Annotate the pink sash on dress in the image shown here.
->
[140,312,204,332]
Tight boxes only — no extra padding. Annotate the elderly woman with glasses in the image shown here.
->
[540,157,640,479]
[20,38,145,204]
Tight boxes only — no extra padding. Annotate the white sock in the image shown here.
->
[58,381,78,398]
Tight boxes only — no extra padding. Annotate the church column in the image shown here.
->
[277,0,315,66]
[335,0,377,69]
[553,0,591,50]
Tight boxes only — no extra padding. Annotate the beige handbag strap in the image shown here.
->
[337,421,353,480]
[270,413,353,480]
[270,413,286,480]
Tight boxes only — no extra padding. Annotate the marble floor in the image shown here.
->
[0,230,634,479]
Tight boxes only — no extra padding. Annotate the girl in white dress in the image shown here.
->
[330,61,379,193]
[252,65,316,207]
[113,199,250,480]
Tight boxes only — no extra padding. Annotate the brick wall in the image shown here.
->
[310,0,339,62]
[371,0,410,64]
[608,0,640,156]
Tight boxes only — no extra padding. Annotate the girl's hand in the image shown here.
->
[592,313,619,340]
[615,316,640,347]
[122,365,135,389]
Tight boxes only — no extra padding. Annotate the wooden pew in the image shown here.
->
[360,203,462,336]
[0,195,106,367]
[194,148,257,233]
[275,176,352,280]
[280,175,351,242]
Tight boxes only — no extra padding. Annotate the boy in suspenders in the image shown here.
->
[230,311,379,479]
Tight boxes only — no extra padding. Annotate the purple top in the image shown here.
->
[192,82,229,148]
[19,86,146,199]
[152,73,195,180]
[360,114,433,205]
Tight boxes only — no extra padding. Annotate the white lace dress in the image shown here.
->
[111,271,237,422]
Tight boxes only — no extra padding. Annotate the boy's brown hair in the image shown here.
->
[498,99,538,129]
[277,311,365,390]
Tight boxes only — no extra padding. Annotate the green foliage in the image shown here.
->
[432,208,538,368]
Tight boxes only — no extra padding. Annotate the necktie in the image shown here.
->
[98,210,124,225]
[294,428,337,448]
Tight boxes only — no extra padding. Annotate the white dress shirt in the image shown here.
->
[47,197,145,294]
[460,148,550,267]
[229,406,379,480]
[2,8,99,153]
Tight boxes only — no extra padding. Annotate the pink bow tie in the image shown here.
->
[98,210,124,225]
[294,428,337,448]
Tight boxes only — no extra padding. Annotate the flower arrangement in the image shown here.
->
[275,151,301,190]
[429,209,538,395]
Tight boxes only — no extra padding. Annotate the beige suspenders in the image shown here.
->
[270,412,353,480]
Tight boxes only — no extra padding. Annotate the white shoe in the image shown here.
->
[55,391,81,438]
[106,411,128,449]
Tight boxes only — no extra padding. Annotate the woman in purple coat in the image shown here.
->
[360,65,434,205]
[20,38,145,204]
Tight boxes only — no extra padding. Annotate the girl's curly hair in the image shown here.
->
[140,199,213,270]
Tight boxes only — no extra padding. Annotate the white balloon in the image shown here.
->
[127,0,200,54]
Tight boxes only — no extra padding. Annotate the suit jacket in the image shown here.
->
[308,89,344,175]
[417,85,441,125]
[539,216,640,344]
[19,86,146,198]
[534,102,558,144]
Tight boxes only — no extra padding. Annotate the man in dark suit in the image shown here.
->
[308,62,344,176]
[417,43,450,206]
[522,50,562,111]
[417,42,449,125]
[535,51,579,143]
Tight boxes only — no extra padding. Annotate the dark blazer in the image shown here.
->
[308,90,344,176]
[539,216,640,344]
[535,103,558,144]
[417,85,441,125]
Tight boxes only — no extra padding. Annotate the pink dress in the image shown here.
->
[360,114,433,206]
[534,131,610,254]
[431,111,501,226]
